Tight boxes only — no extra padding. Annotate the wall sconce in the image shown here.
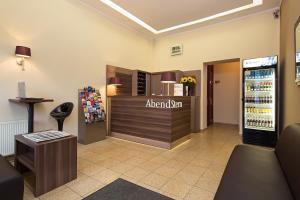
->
[15,46,31,71]
[108,77,122,86]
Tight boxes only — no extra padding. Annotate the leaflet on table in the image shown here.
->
[23,131,71,142]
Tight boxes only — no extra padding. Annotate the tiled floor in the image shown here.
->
[24,124,241,200]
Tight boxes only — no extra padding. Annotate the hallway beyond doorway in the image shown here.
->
[206,59,241,128]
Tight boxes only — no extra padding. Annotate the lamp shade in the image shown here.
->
[108,77,122,85]
[15,46,31,58]
[161,72,176,83]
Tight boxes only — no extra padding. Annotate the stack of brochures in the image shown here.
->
[23,131,71,142]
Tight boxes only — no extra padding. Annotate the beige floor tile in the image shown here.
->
[173,165,206,186]
[39,187,81,200]
[94,158,121,168]
[154,165,182,178]
[190,158,212,168]
[110,154,131,162]
[80,164,106,176]
[149,156,171,165]
[138,161,162,172]
[67,176,104,196]
[123,167,150,180]
[202,169,223,182]
[140,173,170,189]
[24,184,39,200]
[163,159,187,169]
[82,183,106,198]
[184,187,214,200]
[93,169,121,184]
[119,175,140,184]
[183,164,207,175]
[196,176,220,193]
[209,163,226,173]
[161,179,192,199]
[123,156,147,166]
[24,124,241,198]
[137,182,161,193]
[77,159,93,170]
[110,162,135,174]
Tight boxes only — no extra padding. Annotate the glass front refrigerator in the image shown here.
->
[242,56,278,147]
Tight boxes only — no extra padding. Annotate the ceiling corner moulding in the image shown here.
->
[100,0,263,34]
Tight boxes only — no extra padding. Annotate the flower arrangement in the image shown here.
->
[180,76,196,86]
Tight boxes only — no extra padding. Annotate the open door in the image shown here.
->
[207,65,214,126]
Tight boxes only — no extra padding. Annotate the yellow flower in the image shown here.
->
[187,76,193,83]
[181,77,188,83]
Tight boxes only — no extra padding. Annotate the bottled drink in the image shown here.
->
[252,118,256,127]
[258,118,262,127]
[261,117,265,128]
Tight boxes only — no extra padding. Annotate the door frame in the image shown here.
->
[207,65,214,127]
[204,58,241,129]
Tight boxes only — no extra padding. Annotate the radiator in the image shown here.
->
[0,120,28,156]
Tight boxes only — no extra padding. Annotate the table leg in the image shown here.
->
[28,103,34,133]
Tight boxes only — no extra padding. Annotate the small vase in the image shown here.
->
[185,86,189,96]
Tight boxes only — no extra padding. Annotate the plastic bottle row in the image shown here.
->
[245,81,273,92]
[245,95,273,104]
[245,69,274,80]
[246,117,274,129]
[245,106,272,114]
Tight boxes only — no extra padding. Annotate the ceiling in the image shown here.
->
[80,0,281,36]
[111,0,253,30]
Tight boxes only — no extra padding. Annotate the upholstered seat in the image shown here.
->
[215,124,300,200]
[0,155,24,200]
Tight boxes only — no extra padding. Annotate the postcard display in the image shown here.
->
[78,86,106,144]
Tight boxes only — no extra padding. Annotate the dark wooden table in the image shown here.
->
[14,133,77,197]
[9,98,54,133]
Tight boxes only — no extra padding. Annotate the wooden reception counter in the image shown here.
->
[109,96,191,149]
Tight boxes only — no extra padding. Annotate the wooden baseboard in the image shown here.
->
[111,132,191,149]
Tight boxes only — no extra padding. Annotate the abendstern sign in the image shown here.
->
[145,99,182,109]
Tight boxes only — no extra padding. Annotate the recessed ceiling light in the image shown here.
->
[100,0,263,34]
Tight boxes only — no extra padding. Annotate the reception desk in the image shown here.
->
[109,96,191,149]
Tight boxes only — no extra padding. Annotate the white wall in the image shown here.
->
[213,62,240,125]
[152,10,280,130]
[297,26,300,52]
[0,0,153,134]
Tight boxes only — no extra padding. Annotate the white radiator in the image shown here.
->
[0,120,28,156]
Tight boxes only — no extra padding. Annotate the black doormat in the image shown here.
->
[83,178,174,200]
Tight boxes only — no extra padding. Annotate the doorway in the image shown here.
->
[205,59,241,128]
[207,65,214,127]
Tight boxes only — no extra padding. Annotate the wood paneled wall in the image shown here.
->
[110,96,191,143]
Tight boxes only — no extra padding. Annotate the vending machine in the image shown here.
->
[242,56,278,147]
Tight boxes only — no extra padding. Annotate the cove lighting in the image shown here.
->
[100,0,263,34]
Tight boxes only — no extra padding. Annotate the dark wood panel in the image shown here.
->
[15,135,77,197]
[111,96,191,143]
[115,72,132,96]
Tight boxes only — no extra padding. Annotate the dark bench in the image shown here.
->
[214,124,300,200]
[0,155,24,200]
